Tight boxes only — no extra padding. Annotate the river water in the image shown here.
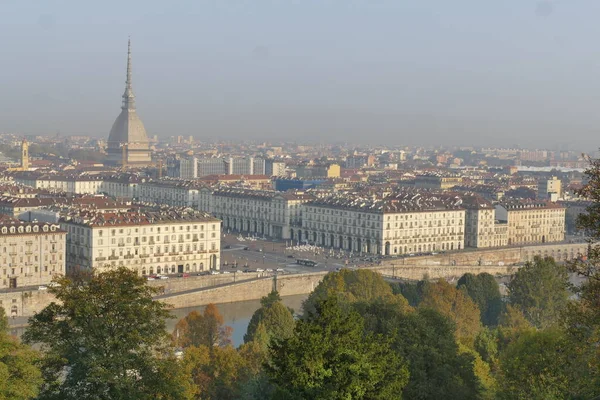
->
[167,294,308,347]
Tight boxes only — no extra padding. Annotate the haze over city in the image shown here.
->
[1,0,600,149]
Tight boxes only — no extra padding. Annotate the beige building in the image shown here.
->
[463,195,497,248]
[495,200,565,245]
[199,187,313,240]
[299,191,465,255]
[137,180,202,208]
[414,174,463,190]
[0,218,66,289]
[538,176,562,201]
[60,209,221,276]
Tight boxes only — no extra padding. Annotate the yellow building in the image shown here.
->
[495,200,565,245]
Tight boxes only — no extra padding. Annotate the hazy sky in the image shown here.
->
[1,0,599,150]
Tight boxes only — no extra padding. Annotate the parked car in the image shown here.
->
[38,285,48,291]
[222,271,231,274]
[265,268,273,272]
[276,268,285,272]
[256,268,264,272]
[48,282,61,288]
[243,247,249,250]
[147,276,156,281]
[224,245,231,249]
[210,270,220,275]
[287,255,295,258]
[158,275,169,280]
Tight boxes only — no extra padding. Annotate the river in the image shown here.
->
[167,294,308,347]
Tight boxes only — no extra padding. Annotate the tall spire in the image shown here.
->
[122,38,135,110]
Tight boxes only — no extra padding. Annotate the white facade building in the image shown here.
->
[298,191,465,255]
[60,209,221,275]
[0,219,66,289]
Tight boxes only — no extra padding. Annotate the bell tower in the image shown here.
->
[21,140,29,170]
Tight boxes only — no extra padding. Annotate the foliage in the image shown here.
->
[23,268,186,400]
[180,345,254,400]
[498,329,576,400]
[359,301,483,400]
[420,279,482,346]
[457,273,502,326]
[267,296,409,400]
[563,154,600,396]
[390,280,430,307]
[244,290,295,344]
[507,256,569,328]
[173,304,232,349]
[0,306,43,400]
[303,269,409,316]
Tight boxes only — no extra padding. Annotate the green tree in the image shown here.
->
[267,296,409,400]
[457,273,502,326]
[244,290,295,344]
[359,300,483,400]
[420,279,482,347]
[563,154,600,396]
[390,280,430,307]
[173,304,232,349]
[0,306,43,400]
[498,329,575,400]
[303,269,409,316]
[23,268,187,400]
[507,256,569,328]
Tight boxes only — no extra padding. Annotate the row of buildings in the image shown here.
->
[0,204,221,290]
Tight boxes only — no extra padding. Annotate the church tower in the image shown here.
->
[21,140,29,170]
[106,39,152,166]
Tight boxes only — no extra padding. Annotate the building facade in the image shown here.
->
[298,192,465,255]
[495,200,565,245]
[60,209,221,276]
[0,219,66,289]
[199,187,312,239]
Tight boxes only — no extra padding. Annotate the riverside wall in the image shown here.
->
[4,242,590,318]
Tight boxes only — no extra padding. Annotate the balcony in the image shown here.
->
[139,254,149,258]
[95,257,106,262]
[108,255,119,261]
[209,249,219,253]
[169,252,179,256]
[155,253,164,256]
[124,254,134,260]
[118,243,125,247]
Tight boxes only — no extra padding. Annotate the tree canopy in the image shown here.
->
[0,306,43,400]
[23,267,186,400]
[457,273,502,326]
[173,304,232,349]
[244,290,295,345]
[303,269,409,316]
[420,279,482,346]
[267,296,409,400]
[507,256,570,328]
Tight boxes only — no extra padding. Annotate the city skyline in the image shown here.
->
[1,1,600,149]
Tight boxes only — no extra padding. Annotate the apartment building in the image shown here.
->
[462,195,497,248]
[299,191,465,255]
[495,200,565,245]
[0,218,66,289]
[137,180,203,208]
[199,187,313,239]
[60,209,221,275]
